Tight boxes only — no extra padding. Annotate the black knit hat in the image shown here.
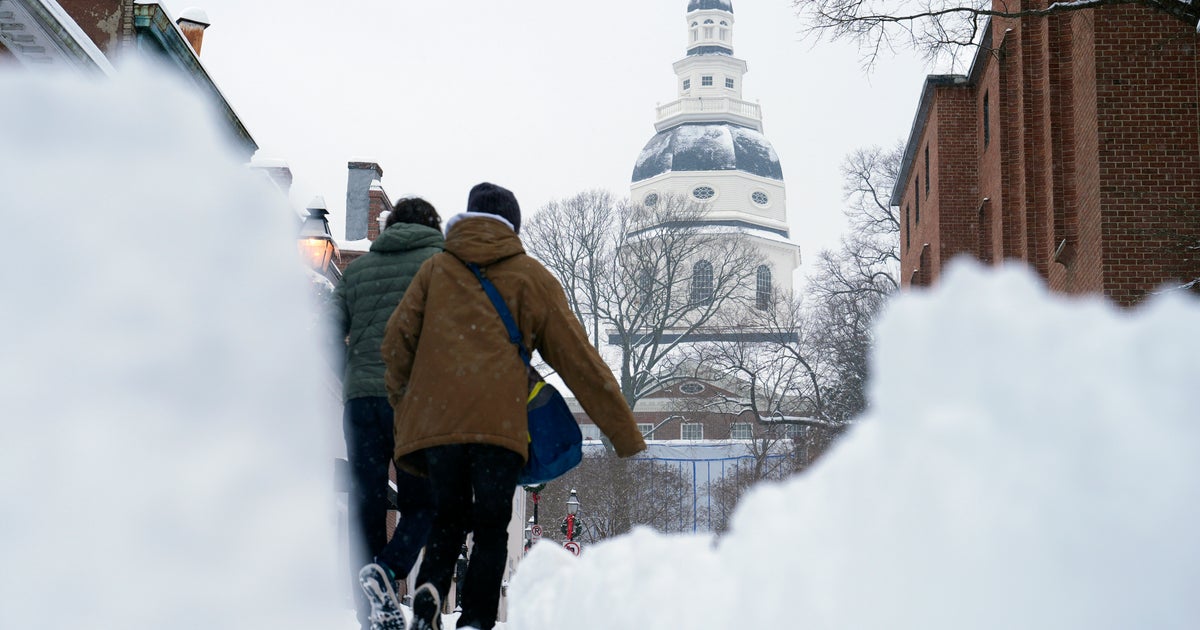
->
[466,182,521,233]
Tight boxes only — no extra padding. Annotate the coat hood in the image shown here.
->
[369,222,445,254]
[444,214,525,266]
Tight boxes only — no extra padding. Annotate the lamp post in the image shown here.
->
[298,196,338,276]
[524,516,533,553]
[565,489,580,543]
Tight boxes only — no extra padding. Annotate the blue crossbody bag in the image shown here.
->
[465,262,583,485]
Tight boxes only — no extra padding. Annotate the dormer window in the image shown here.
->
[702,75,713,86]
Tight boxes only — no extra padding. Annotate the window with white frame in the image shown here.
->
[725,77,735,89]
[755,265,772,310]
[581,424,602,440]
[731,423,753,439]
[682,79,691,91]
[681,423,703,440]
[637,423,655,439]
[701,75,713,87]
[691,260,714,305]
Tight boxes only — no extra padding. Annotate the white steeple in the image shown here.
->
[631,0,800,303]
[658,2,760,132]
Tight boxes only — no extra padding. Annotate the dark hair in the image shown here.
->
[385,197,441,231]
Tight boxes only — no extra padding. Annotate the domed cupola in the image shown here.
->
[687,1,733,13]
[686,0,734,56]
[629,0,800,279]
[633,124,782,183]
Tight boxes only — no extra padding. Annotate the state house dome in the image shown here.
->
[687,0,733,12]
[631,123,783,183]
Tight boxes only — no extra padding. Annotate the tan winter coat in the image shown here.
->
[382,215,646,474]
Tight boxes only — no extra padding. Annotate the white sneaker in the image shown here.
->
[358,563,406,630]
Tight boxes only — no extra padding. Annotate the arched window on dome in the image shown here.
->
[691,260,714,305]
[755,265,772,310]
[691,21,699,42]
[719,21,729,41]
[635,266,654,311]
[703,19,715,39]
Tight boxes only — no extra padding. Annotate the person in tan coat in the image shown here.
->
[382,182,645,630]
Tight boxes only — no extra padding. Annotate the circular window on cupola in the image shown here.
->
[679,382,706,395]
[751,191,769,206]
[644,192,659,207]
[692,186,715,200]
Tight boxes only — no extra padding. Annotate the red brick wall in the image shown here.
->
[367,189,392,242]
[898,2,1200,305]
[1093,6,1200,305]
[978,29,1005,265]
[1070,9,1104,295]
[934,86,980,276]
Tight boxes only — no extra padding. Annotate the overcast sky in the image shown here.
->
[167,0,933,287]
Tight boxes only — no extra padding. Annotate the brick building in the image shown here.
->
[892,2,1200,305]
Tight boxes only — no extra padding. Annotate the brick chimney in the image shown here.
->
[346,161,383,241]
[176,7,210,55]
[366,181,393,242]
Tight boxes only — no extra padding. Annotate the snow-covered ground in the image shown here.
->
[510,263,1200,630]
[3,64,1197,630]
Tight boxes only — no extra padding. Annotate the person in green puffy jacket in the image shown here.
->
[333,197,444,630]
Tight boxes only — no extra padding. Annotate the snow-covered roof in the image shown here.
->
[687,0,733,13]
[633,123,783,182]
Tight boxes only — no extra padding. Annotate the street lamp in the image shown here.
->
[298,196,338,275]
[564,489,580,543]
[524,516,533,553]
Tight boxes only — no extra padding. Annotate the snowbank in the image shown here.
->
[0,64,342,628]
[509,262,1200,630]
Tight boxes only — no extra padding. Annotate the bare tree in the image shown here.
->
[523,190,615,348]
[530,454,694,543]
[793,0,1200,67]
[602,195,764,409]
[526,192,763,411]
[840,142,904,294]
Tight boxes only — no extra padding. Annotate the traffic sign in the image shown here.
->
[563,541,582,556]
[530,524,542,540]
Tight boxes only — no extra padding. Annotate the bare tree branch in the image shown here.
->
[793,0,1200,68]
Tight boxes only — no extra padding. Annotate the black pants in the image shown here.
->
[344,397,435,629]
[416,444,523,630]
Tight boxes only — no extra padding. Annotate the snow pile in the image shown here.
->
[0,65,342,629]
[509,262,1200,630]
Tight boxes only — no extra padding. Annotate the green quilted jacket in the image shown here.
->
[333,222,444,401]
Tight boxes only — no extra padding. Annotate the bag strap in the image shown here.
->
[464,261,533,369]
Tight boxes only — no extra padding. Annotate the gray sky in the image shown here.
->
[168,0,932,287]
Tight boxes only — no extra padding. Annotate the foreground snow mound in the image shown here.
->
[509,262,1200,630]
[0,66,341,629]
